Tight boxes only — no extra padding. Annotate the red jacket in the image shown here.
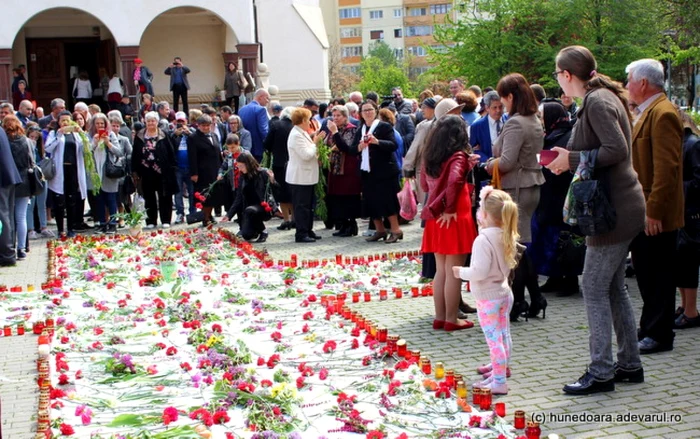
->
[420,151,472,220]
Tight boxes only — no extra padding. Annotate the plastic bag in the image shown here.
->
[398,180,417,221]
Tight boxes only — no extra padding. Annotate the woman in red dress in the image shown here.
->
[421,115,480,331]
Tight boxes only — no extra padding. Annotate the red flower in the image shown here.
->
[58,374,69,385]
[351,338,360,349]
[366,431,385,439]
[213,410,230,424]
[91,341,103,350]
[322,340,337,353]
[211,324,222,333]
[162,406,179,425]
[362,356,372,366]
[270,331,282,342]
[180,362,192,371]
[302,324,310,333]
[260,201,272,212]
[59,423,75,435]
[296,376,305,389]
[303,311,314,320]
[319,367,329,380]
[155,342,166,350]
[260,379,273,387]
[195,202,203,210]
[166,346,178,356]
[257,356,265,366]
[395,434,409,439]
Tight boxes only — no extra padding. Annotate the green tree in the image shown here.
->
[431,0,664,91]
[367,41,398,68]
[357,56,412,97]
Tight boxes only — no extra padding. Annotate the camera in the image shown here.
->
[176,123,183,129]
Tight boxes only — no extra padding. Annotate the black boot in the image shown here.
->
[333,220,349,237]
[521,251,547,318]
[510,300,530,322]
[511,253,529,322]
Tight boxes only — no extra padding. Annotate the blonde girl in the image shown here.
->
[452,186,519,394]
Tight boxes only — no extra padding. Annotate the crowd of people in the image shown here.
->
[1,45,700,399]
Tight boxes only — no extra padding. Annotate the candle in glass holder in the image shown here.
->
[456,381,467,399]
[352,256,358,265]
[377,327,387,342]
[27,284,35,292]
[345,257,351,265]
[411,287,420,298]
[445,369,455,387]
[387,335,398,354]
[411,350,421,363]
[10,285,22,292]
[379,289,388,300]
[336,254,342,265]
[434,362,445,379]
[17,324,25,335]
[495,402,506,417]
[479,388,492,410]
[394,288,403,299]
[368,255,374,262]
[396,339,407,358]
[3,326,11,336]
[454,373,463,389]
[291,254,298,262]
[356,317,365,330]
[421,357,432,375]
[421,285,431,296]
[473,387,482,406]
[363,291,371,302]
[525,421,541,439]
[0,285,7,292]
[352,292,361,303]
[33,322,44,334]
[514,410,526,429]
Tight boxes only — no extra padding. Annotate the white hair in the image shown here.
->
[281,106,295,120]
[625,59,665,89]
[74,102,88,112]
[345,102,358,114]
[144,111,159,122]
[107,110,123,124]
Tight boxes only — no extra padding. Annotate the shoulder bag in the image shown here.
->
[38,155,56,181]
[568,149,617,236]
[105,154,127,179]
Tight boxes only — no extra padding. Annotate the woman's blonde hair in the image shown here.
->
[480,187,520,268]
[291,107,312,126]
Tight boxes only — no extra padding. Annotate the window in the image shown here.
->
[393,48,404,59]
[339,7,361,19]
[406,25,433,36]
[369,10,383,20]
[340,27,361,38]
[394,28,402,38]
[341,46,363,58]
[370,30,384,40]
[393,8,403,18]
[407,46,427,57]
[410,8,427,16]
[430,4,451,15]
[343,65,360,74]
[410,66,431,77]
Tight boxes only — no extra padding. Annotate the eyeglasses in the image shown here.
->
[552,70,565,79]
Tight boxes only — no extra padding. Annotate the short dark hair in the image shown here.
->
[496,73,538,116]
[303,98,319,107]
[366,92,379,103]
[221,106,233,114]
[530,84,546,103]
[174,57,182,62]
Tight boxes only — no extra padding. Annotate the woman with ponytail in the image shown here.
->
[547,45,645,395]
[453,186,519,395]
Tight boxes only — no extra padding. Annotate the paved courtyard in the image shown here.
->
[1,217,699,438]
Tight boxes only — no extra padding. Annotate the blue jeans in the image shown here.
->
[96,190,118,225]
[27,185,48,230]
[14,196,30,251]
[174,168,196,216]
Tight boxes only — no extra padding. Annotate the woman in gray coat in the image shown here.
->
[487,73,547,321]
[89,113,124,234]
[223,62,243,114]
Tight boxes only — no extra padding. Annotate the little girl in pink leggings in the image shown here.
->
[453,187,519,395]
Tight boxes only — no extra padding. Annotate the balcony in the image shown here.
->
[340,36,362,45]
[339,0,360,5]
[339,17,361,26]
[403,0,437,6]
[404,35,436,46]
[403,15,433,26]
[341,56,361,65]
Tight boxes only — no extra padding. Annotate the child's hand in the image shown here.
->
[452,266,462,279]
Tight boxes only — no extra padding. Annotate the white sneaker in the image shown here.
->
[162,223,171,229]
[40,229,55,238]
[144,224,156,230]
[28,231,39,240]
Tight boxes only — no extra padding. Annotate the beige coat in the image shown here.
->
[285,125,318,186]
[491,113,545,191]
[402,118,434,203]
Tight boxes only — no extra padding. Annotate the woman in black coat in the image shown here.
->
[222,152,274,242]
[337,100,402,243]
[530,101,582,296]
[131,112,179,228]
[263,109,294,229]
[188,114,223,226]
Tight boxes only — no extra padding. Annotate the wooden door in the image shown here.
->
[98,38,116,76]
[27,39,66,110]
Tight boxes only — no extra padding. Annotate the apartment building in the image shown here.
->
[322,0,458,77]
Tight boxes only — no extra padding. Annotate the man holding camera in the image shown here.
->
[164,57,191,114]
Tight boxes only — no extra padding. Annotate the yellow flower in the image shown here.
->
[303,333,316,342]
[205,335,220,348]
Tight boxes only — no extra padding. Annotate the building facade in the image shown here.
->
[0,0,331,108]
[323,0,457,78]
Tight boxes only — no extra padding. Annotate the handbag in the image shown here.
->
[263,177,279,220]
[186,211,205,225]
[28,165,46,196]
[38,156,56,181]
[237,71,248,91]
[557,230,586,275]
[568,149,616,236]
[105,155,127,179]
[678,213,700,259]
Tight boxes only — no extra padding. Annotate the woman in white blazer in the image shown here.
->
[89,113,124,234]
[45,111,88,237]
[286,107,326,243]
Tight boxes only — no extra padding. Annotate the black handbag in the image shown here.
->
[28,165,46,196]
[570,149,616,236]
[678,213,700,259]
[186,211,205,225]
[263,173,279,220]
[557,230,586,274]
[38,156,56,181]
[105,155,127,179]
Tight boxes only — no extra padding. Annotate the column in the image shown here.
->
[236,43,260,83]
[0,49,13,103]
[117,46,139,98]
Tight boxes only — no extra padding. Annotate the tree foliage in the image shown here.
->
[357,41,412,97]
[367,41,399,68]
[430,0,664,91]
[328,42,360,97]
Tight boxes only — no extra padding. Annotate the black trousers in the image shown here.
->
[225,96,240,114]
[240,205,266,240]
[172,83,188,113]
[0,184,16,264]
[141,171,172,226]
[631,230,678,345]
[51,163,81,234]
[290,183,314,239]
[512,249,542,304]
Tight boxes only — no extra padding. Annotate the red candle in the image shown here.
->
[394,288,403,299]
[473,387,482,406]
[17,324,25,335]
[479,388,492,410]
[4,326,12,336]
[445,370,455,387]
[345,257,351,265]
[10,286,22,292]
[411,287,420,298]
[525,421,541,439]
[352,256,358,265]
[368,255,374,262]
[363,291,371,302]
[396,339,407,357]
[291,254,298,262]
[421,286,430,296]
[514,410,526,429]
[352,292,361,303]
[421,358,432,375]
[495,402,506,417]
[33,322,44,334]
[377,327,387,342]
[37,334,49,345]
[411,350,421,363]
[336,254,342,265]
[379,289,387,301]
[338,292,347,301]
[0,285,7,292]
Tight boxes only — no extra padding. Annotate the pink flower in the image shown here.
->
[162,406,179,425]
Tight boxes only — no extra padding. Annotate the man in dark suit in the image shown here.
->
[164,57,191,113]
[0,127,22,266]
[133,58,154,96]
[238,89,270,162]
[469,91,506,163]
[627,59,684,354]
[38,98,66,129]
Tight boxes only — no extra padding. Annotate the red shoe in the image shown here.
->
[433,320,445,330]
[444,321,474,331]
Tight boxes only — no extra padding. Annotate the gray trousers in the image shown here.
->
[0,184,16,264]
[583,239,641,379]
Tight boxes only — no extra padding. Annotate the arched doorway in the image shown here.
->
[12,7,119,110]
[138,6,240,105]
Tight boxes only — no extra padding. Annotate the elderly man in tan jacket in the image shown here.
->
[627,58,684,355]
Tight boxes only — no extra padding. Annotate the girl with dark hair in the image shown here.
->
[547,45,645,395]
[487,73,547,322]
[530,102,582,295]
[420,114,480,331]
[223,152,275,242]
